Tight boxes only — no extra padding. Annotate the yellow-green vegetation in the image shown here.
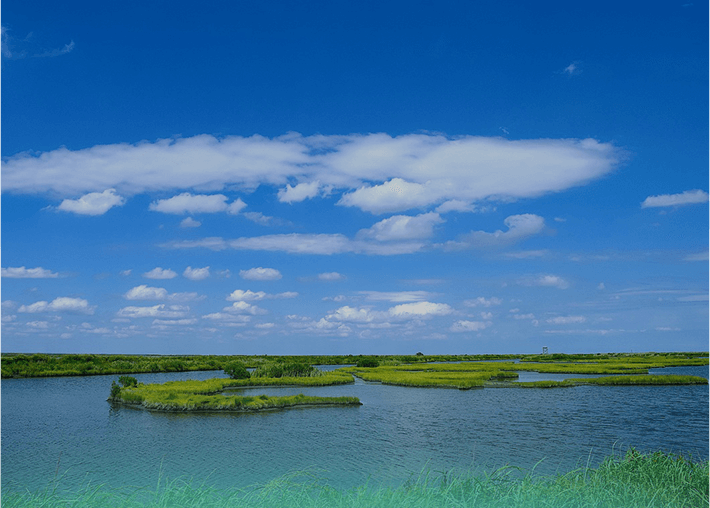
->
[3,351,707,379]
[341,355,708,389]
[508,375,709,388]
[4,449,708,508]
[109,375,359,412]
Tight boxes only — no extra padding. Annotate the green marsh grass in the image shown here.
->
[4,449,707,507]
[110,372,358,412]
[510,375,708,388]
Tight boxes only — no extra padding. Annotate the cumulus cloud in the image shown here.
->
[180,217,201,228]
[278,181,321,203]
[546,316,586,324]
[19,297,94,314]
[641,189,708,208]
[223,301,267,315]
[183,266,210,281]
[450,320,490,332]
[684,251,709,261]
[318,272,344,281]
[56,189,125,216]
[227,290,267,301]
[124,285,168,300]
[435,200,477,214]
[2,133,622,215]
[117,304,189,318]
[2,266,59,278]
[452,214,545,249]
[357,212,443,241]
[239,267,282,281]
[143,267,178,279]
[150,193,247,214]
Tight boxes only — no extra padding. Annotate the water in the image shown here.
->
[2,365,708,494]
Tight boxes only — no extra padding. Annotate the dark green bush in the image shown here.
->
[109,381,121,399]
[224,361,250,379]
[118,376,138,387]
[356,358,379,368]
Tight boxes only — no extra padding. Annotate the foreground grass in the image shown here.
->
[4,449,707,508]
[110,372,357,411]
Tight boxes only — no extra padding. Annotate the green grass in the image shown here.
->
[3,449,707,507]
[110,373,358,411]
[509,375,708,388]
[3,352,706,378]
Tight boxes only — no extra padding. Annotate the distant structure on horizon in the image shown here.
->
[542,347,548,355]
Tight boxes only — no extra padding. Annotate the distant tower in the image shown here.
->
[542,346,548,355]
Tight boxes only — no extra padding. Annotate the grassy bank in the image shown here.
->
[506,375,709,388]
[3,449,707,507]
[109,373,357,411]
[3,352,706,378]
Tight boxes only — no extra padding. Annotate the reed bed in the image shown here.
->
[3,449,707,507]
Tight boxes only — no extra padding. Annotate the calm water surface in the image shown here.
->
[2,365,707,493]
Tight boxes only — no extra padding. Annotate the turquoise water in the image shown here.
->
[2,365,707,495]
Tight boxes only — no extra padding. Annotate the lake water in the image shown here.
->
[2,365,708,494]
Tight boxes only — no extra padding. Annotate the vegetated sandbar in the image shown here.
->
[108,375,361,412]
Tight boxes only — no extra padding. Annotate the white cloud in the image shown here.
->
[278,181,321,203]
[183,266,210,281]
[359,291,434,302]
[318,272,344,281]
[239,267,282,281]
[463,297,502,308]
[56,189,125,216]
[562,61,582,76]
[597,283,606,290]
[227,290,267,301]
[166,233,426,256]
[684,251,708,261]
[357,212,443,241]
[388,301,452,318]
[503,250,549,259]
[546,316,586,324]
[2,266,59,278]
[117,304,189,318]
[180,217,202,228]
[124,285,168,300]
[3,134,622,215]
[152,318,197,326]
[641,189,708,208]
[143,267,178,279]
[512,313,536,320]
[450,320,490,332]
[223,301,267,315]
[676,294,709,302]
[435,200,476,214]
[19,297,94,314]
[327,306,384,323]
[453,214,545,249]
[150,193,247,214]
[275,291,299,299]
[519,275,569,289]
[255,322,276,329]
[201,313,251,324]
[120,270,132,276]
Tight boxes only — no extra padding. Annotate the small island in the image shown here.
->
[108,361,361,412]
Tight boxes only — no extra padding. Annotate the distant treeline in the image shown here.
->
[0,353,519,378]
[2,351,706,379]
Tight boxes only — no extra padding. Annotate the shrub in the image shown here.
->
[224,361,250,379]
[118,376,138,387]
[109,381,121,399]
[356,358,379,368]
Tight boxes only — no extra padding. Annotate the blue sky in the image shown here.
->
[2,1,707,355]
